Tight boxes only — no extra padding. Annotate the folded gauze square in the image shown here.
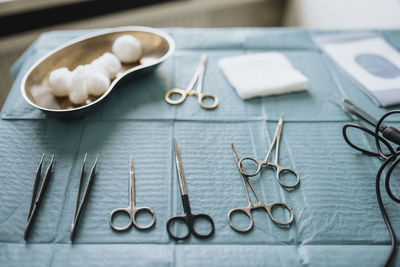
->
[218,53,308,99]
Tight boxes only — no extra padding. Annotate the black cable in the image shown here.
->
[376,152,398,267]
[342,111,400,267]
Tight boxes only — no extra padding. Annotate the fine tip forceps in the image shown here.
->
[238,115,300,189]
[165,54,219,110]
[166,138,215,240]
[70,153,98,240]
[228,144,294,232]
[109,156,156,231]
[24,153,54,240]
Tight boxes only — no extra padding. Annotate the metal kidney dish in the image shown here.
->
[21,26,175,118]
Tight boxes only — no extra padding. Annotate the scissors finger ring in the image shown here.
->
[197,93,219,110]
[275,166,300,189]
[165,88,187,105]
[110,208,133,231]
[227,207,253,233]
[132,207,156,230]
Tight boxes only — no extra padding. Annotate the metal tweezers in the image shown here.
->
[24,153,54,240]
[70,153,98,240]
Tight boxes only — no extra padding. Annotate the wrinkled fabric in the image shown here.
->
[1,28,400,267]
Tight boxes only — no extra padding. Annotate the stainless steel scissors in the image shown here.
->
[109,156,156,231]
[238,115,300,189]
[166,138,215,240]
[165,54,219,110]
[228,144,294,232]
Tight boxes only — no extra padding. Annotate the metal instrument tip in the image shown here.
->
[70,224,76,240]
[130,155,134,174]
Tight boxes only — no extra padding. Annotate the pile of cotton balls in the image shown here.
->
[49,34,143,105]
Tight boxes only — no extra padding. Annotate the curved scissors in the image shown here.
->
[166,138,215,240]
[238,115,300,189]
[228,144,294,232]
[110,156,156,231]
[165,54,219,110]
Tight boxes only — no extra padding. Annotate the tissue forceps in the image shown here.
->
[165,54,219,110]
[70,153,98,240]
[109,156,156,231]
[166,138,215,240]
[24,154,54,240]
[228,144,294,232]
[238,115,300,189]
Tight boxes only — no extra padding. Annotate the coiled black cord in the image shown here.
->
[342,110,400,267]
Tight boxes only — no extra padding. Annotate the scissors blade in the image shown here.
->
[130,156,134,176]
[173,138,188,196]
[129,156,136,206]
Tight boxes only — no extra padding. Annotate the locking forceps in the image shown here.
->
[228,144,294,232]
[165,54,219,110]
[238,115,300,189]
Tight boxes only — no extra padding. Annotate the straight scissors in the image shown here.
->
[166,138,215,240]
[165,54,219,110]
[228,144,294,232]
[238,115,300,189]
[109,156,156,231]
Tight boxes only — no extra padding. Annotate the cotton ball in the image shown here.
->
[94,52,121,79]
[49,67,72,97]
[112,35,143,64]
[85,67,110,96]
[88,61,108,77]
[69,66,89,105]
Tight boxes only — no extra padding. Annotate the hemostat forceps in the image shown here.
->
[228,144,294,232]
[165,54,219,110]
[237,115,300,189]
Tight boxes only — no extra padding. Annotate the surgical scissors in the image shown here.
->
[228,144,294,232]
[165,54,219,110]
[238,115,300,189]
[110,156,156,231]
[166,138,215,240]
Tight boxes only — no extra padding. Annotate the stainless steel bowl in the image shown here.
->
[21,26,175,118]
